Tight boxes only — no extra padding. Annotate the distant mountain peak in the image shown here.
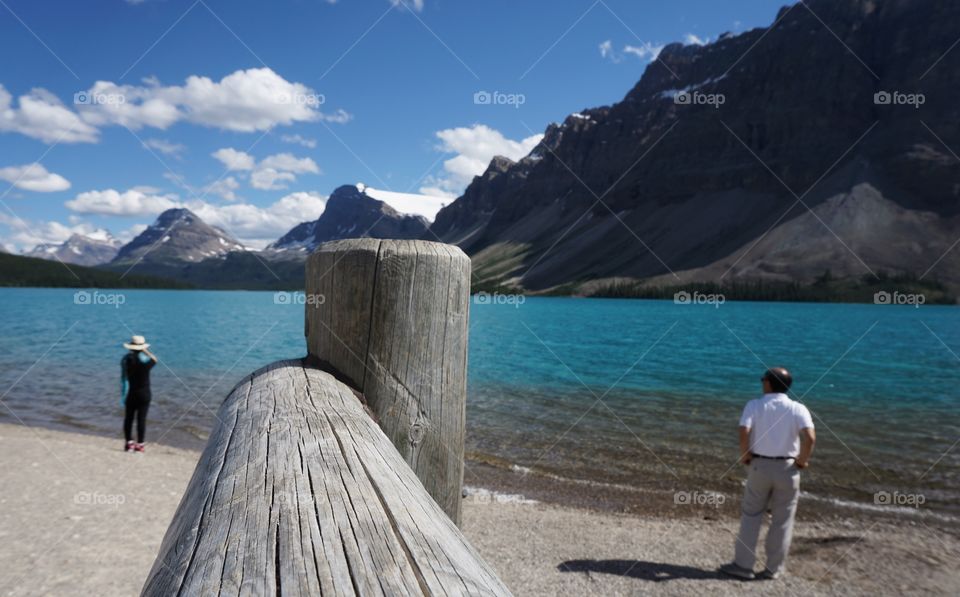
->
[268,184,428,253]
[24,232,122,267]
[112,208,244,267]
[331,184,363,197]
[487,156,515,172]
[153,207,199,228]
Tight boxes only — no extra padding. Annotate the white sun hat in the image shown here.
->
[123,335,150,351]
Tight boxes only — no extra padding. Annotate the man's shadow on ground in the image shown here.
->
[558,559,729,582]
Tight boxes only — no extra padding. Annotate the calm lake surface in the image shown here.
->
[1,288,957,514]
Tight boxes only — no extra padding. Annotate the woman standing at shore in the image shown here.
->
[120,335,157,453]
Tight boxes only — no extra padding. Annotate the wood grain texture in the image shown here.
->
[305,239,471,524]
[142,360,509,597]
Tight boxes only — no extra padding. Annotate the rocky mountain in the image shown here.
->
[428,0,960,294]
[25,233,121,267]
[269,184,429,252]
[110,208,245,268]
[101,208,274,286]
[97,188,430,289]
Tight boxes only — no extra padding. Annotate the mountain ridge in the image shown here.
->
[426,0,960,294]
[90,187,431,289]
[25,232,121,267]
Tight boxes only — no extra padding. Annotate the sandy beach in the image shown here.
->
[1,423,958,596]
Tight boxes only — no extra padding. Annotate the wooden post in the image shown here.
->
[305,239,470,524]
[142,360,509,596]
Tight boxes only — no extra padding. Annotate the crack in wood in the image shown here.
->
[143,347,505,594]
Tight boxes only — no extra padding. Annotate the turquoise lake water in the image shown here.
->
[1,288,957,513]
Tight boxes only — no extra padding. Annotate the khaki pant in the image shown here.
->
[734,458,801,574]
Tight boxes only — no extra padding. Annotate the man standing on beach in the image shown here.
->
[720,367,816,581]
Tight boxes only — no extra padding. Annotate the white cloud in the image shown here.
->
[0,212,111,252]
[280,134,317,148]
[59,186,328,248]
[117,223,148,243]
[213,148,320,191]
[76,67,350,133]
[250,168,297,190]
[259,153,319,174]
[623,42,665,62]
[0,163,71,192]
[420,124,542,197]
[65,188,179,217]
[1,68,351,144]
[601,40,664,63]
[319,108,352,124]
[683,33,709,46]
[75,82,179,130]
[599,40,621,63]
[603,34,704,64]
[191,191,327,247]
[163,171,243,202]
[0,85,99,144]
[212,148,256,171]
[204,176,241,201]
[143,138,185,157]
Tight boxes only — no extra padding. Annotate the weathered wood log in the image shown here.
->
[305,239,470,524]
[142,360,510,596]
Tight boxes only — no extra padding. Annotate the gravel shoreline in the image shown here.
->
[2,423,957,596]
[463,458,960,529]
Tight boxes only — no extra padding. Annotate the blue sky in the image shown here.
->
[0,0,785,250]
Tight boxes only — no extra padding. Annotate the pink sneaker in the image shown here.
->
[134,443,145,453]
[125,441,136,452]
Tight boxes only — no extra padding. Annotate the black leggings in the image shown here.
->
[124,392,151,443]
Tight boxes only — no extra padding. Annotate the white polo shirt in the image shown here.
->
[739,393,814,458]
